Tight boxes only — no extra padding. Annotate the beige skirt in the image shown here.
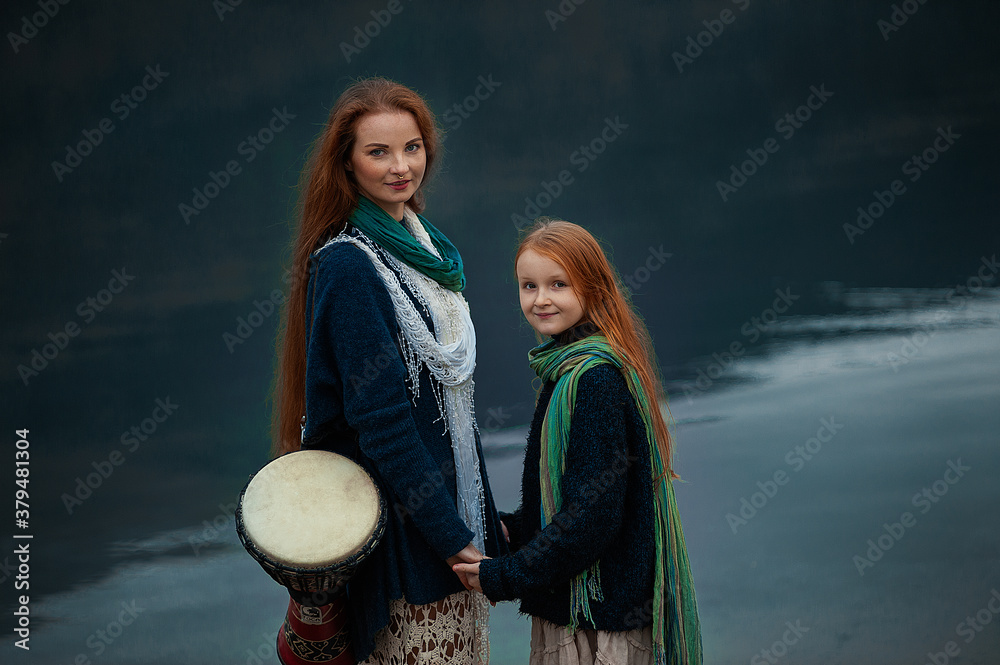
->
[359,590,490,665]
[528,617,654,665]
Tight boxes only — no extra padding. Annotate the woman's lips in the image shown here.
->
[387,180,410,190]
[535,312,556,319]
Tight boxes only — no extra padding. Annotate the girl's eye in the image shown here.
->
[554,281,567,288]
[522,283,536,290]
[370,148,386,157]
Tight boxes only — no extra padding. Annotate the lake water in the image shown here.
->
[3,287,998,664]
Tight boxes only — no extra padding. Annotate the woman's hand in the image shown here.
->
[445,543,484,590]
[500,520,509,543]
[451,561,484,593]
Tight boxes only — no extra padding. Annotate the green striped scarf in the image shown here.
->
[529,335,702,665]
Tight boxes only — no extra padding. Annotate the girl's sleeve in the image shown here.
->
[308,245,474,560]
[478,365,631,602]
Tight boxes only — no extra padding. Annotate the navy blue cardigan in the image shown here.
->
[478,363,657,631]
[300,227,507,661]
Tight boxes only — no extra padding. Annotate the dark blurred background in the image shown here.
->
[2,1,999,663]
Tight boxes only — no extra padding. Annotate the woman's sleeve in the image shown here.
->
[309,245,474,560]
[478,365,632,602]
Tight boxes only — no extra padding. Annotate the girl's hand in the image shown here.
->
[452,561,484,593]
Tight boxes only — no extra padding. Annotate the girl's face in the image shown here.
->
[347,111,426,221]
[516,249,586,336]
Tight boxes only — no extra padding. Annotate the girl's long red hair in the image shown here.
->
[271,78,440,456]
[517,219,677,477]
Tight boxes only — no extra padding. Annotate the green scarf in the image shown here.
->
[529,335,703,665]
[348,195,466,292]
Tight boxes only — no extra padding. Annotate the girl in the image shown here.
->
[272,78,506,664]
[455,219,702,665]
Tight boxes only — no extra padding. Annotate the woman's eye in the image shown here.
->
[370,148,386,157]
[405,144,421,152]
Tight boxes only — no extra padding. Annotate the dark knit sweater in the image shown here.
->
[300,227,506,661]
[478,362,657,631]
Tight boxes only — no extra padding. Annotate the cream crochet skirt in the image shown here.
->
[528,617,654,665]
[359,590,490,665]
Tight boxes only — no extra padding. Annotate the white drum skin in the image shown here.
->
[240,450,381,568]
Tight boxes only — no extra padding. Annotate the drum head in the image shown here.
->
[240,450,381,568]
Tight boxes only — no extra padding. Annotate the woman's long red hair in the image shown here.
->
[271,78,440,456]
[517,219,677,477]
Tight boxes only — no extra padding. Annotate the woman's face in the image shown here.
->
[516,249,586,336]
[347,111,426,221]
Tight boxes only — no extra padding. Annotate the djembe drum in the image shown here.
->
[237,450,386,665]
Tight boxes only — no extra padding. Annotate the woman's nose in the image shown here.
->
[390,155,408,175]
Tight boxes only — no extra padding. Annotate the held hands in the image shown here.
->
[451,560,484,594]
[447,520,509,595]
[445,543,485,591]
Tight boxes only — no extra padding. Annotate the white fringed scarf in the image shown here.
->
[318,211,487,553]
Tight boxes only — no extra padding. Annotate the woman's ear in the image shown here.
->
[344,161,353,172]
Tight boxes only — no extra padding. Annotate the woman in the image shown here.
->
[272,78,507,664]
